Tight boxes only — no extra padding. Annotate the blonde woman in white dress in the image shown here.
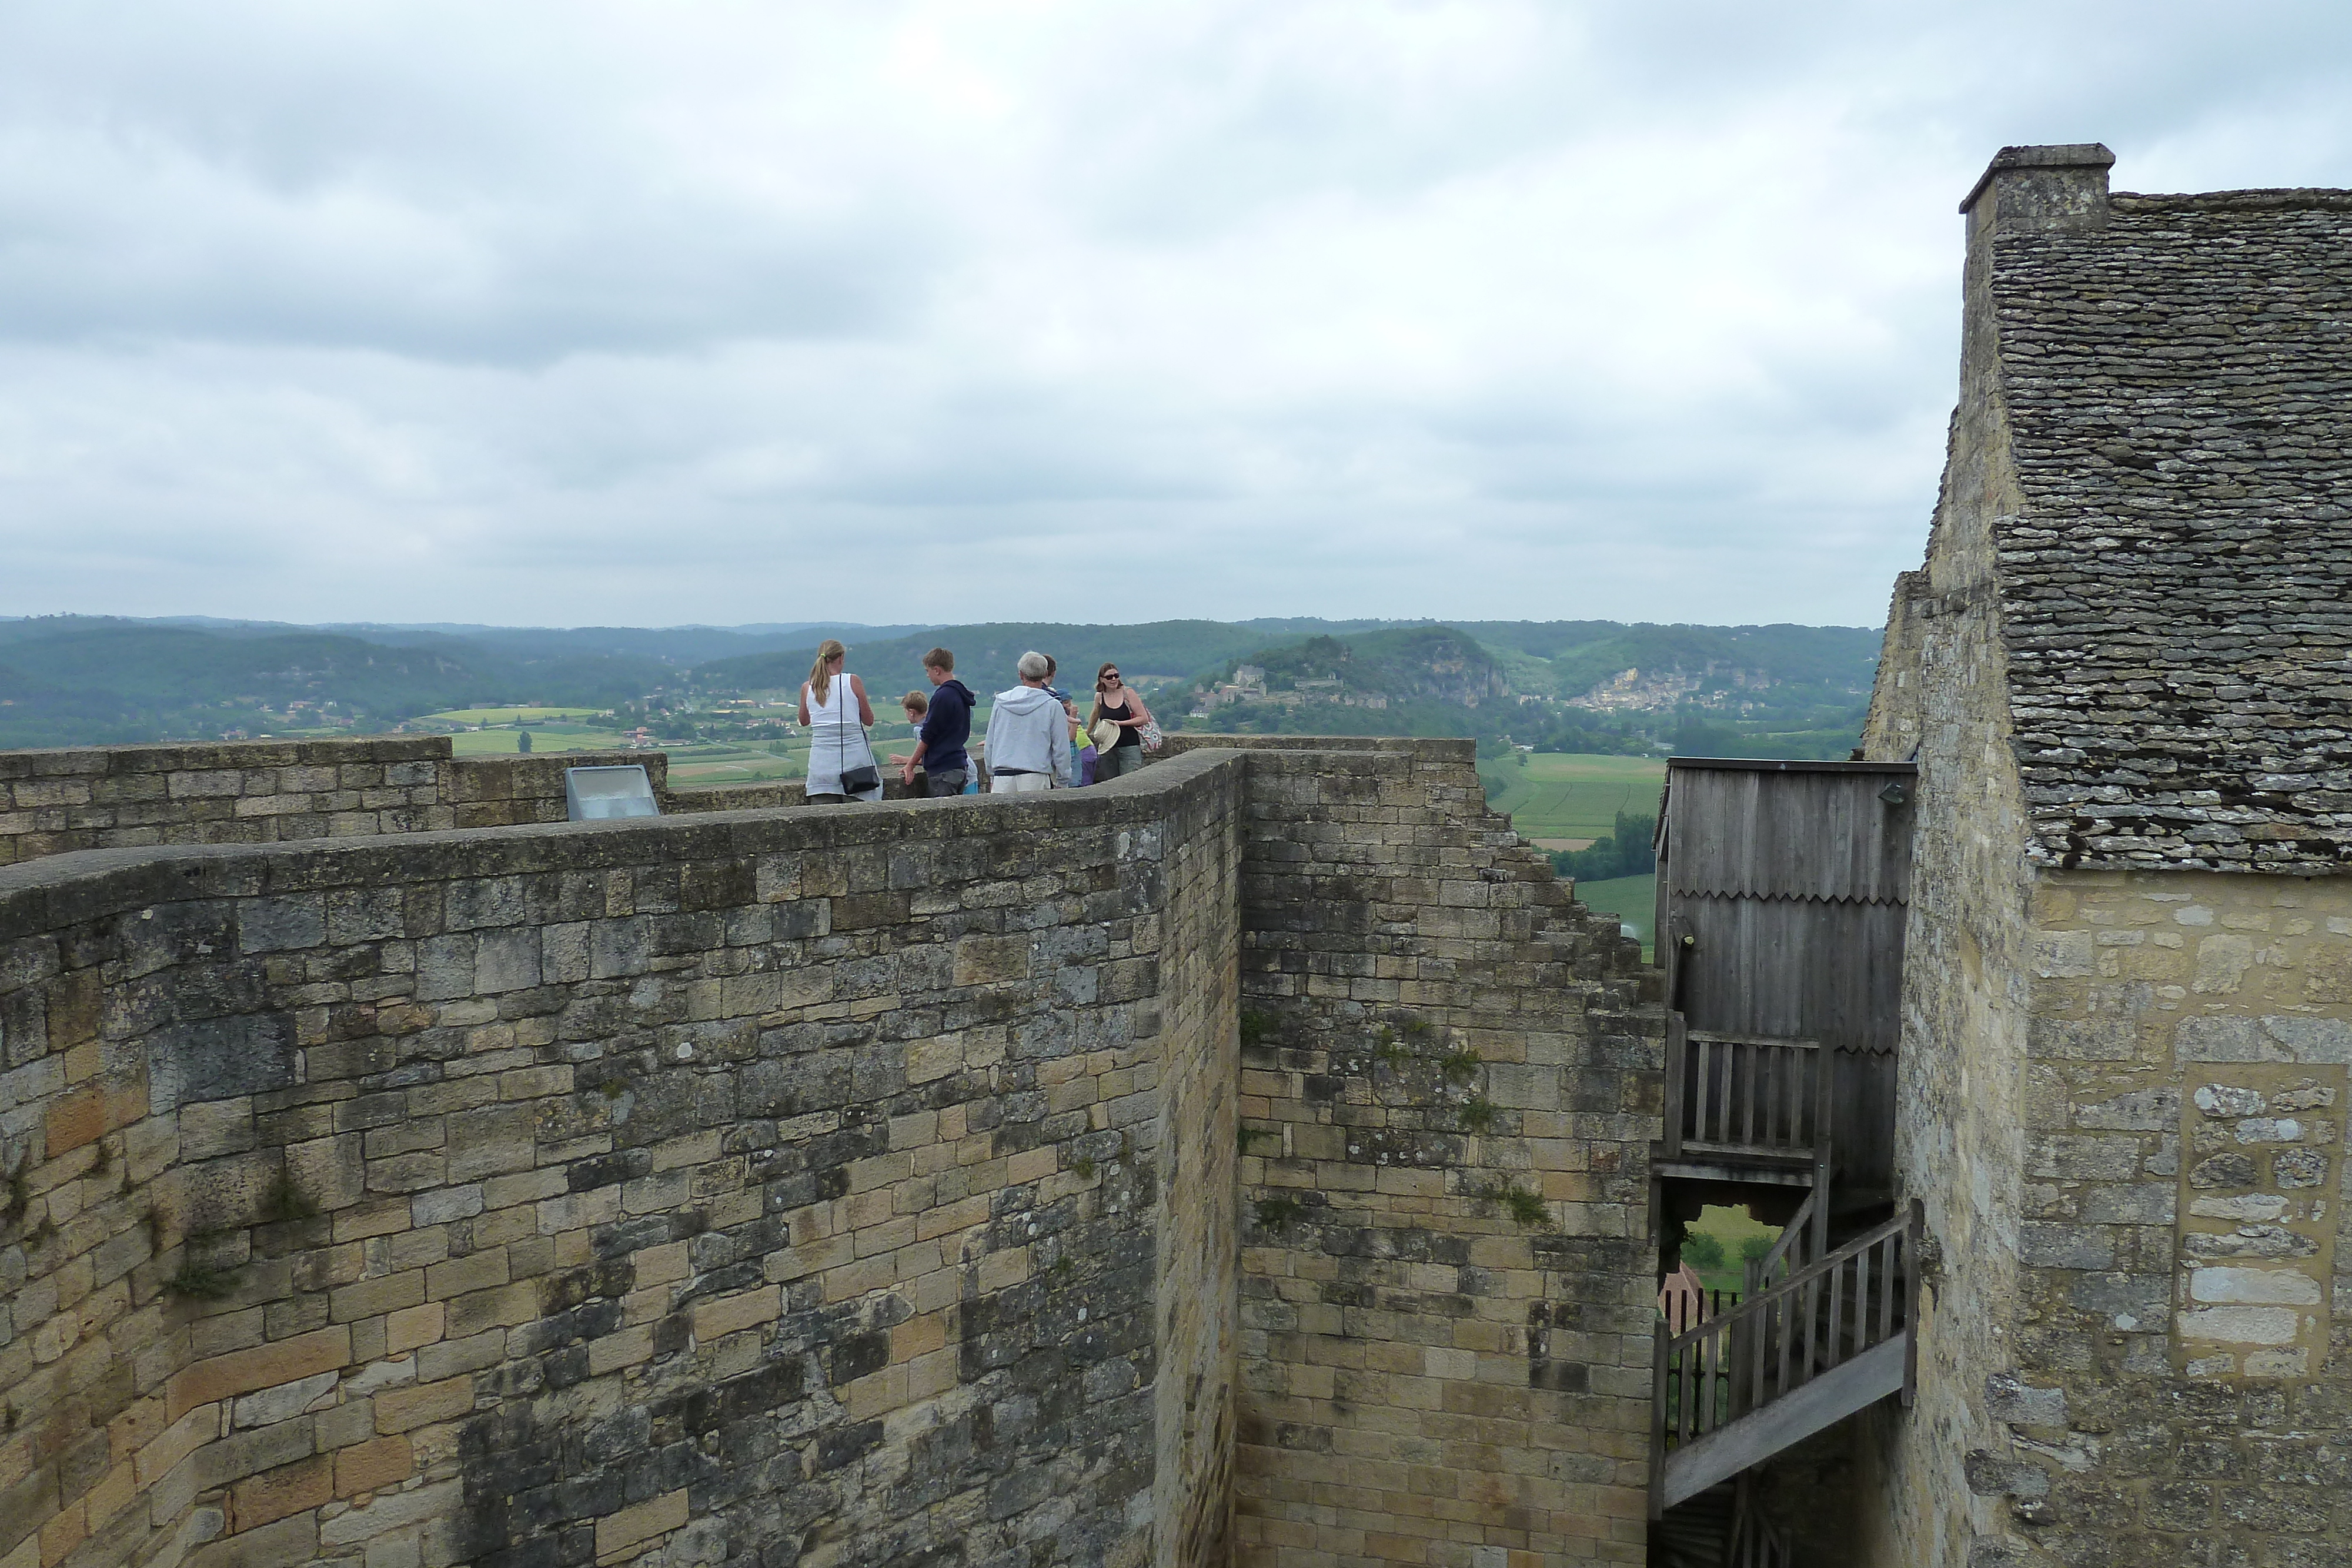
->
[796,640,882,803]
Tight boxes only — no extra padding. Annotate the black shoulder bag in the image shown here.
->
[836,675,881,794]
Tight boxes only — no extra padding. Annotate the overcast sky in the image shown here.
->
[2,3,2347,630]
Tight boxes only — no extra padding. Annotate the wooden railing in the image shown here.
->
[1743,1191,1816,1293]
[1657,1269,1742,1336]
[1654,1202,1919,1460]
[1675,1030,1825,1158]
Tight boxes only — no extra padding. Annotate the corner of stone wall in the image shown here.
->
[1860,346,2040,1567]
[1224,741,1662,1568]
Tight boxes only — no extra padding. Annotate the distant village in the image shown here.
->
[1190,665,1392,716]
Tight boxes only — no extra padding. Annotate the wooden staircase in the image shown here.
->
[1649,1476,1795,1568]
[1650,1202,1919,1514]
[1646,757,1917,1556]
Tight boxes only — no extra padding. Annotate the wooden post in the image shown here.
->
[1649,1318,1669,1520]
[1811,1045,1835,1262]
[1662,1011,1686,1159]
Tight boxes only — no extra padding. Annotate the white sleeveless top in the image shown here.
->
[803,676,879,799]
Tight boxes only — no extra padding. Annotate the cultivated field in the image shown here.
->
[448,726,627,755]
[422,706,610,724]
[1570,871,1654,959]
[1482,752,1666,849]
[664,742,809,786]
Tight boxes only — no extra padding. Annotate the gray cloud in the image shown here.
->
[2,1,2349,628]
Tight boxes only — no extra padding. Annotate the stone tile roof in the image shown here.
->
[1993,188,2352,870]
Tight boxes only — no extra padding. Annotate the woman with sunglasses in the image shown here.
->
[1088,663,1153,783]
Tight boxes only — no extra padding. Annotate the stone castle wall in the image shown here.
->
[1980,870,2352,1565]
[1210,740,1661,1567]
[0,733,1658,1568]
[0,741,682,868]
[0,756,1248,1568]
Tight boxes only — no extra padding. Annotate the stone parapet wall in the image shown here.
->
[0,740,673,867]
[439,754,671,831]
[1,733,1221,860]
[0,732,1660,1568]
[1228,742,1662,1567]
[0,758,1245,1568]
[0,740,456,867]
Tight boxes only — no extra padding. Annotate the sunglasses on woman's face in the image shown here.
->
[1103,673,1120,682]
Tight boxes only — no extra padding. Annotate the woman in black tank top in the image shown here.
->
[1090,663,1151,783]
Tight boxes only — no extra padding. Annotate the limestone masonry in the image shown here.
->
[0,734,1658,1568]
[1858,145,2352,1568]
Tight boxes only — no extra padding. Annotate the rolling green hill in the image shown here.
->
[0,614,1882,758]
[0,620,676,747]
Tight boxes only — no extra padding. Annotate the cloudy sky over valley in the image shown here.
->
[2,1,2348,628]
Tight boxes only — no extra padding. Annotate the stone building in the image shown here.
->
[1856,144,2352,1566]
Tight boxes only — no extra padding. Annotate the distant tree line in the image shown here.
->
[1552,810,1658,884]
[1678,1230,1778,1272]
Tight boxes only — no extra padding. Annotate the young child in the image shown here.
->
[887,691,930,792]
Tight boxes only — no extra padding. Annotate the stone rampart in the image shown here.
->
[0,741,682,868]
[0,733,1658,1568]
[0,758,1244,1568]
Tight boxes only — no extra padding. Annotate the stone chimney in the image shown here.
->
[1959,142,2114,242]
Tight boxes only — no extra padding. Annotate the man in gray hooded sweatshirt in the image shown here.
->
[984,651,1073,793]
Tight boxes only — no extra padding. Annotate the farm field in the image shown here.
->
[1682,1204,1784,1296]
[1482,752,1666,850]
[421,706,610,725]
[1571,872,1654,960]
[664,743,807,787]
[449,727,627,755]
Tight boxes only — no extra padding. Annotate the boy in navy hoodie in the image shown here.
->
[904,647,974,796]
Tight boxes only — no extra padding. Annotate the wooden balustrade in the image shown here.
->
[1677,1030,1823,1158]
[1743,1190,1816,1294]
[1654,1202,1919,1461]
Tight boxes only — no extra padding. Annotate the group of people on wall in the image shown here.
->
[794,641,1158,803]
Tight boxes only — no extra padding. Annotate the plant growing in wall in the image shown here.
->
[1477,1182,1551,1230]
[0,1151,28,1231]
[1456,1096,1499,1134]
[1239,1008,1278,1048]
